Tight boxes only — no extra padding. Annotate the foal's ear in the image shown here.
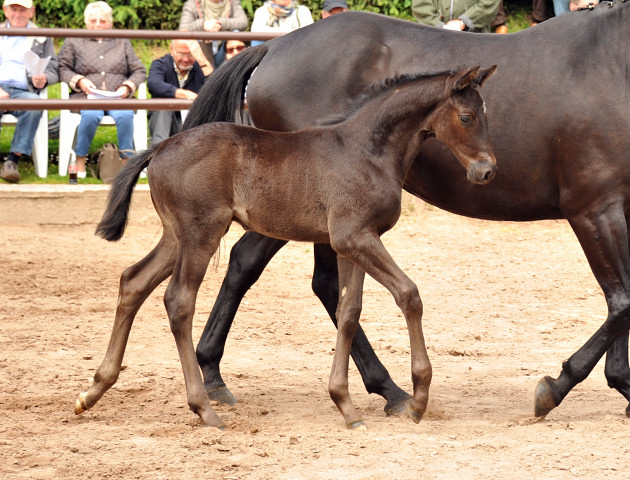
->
[453,67,481,91]
[453,65,497,91]
[474,65,497,88]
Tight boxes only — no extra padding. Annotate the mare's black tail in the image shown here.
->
[95,145,159,242]
[182,44,268,130]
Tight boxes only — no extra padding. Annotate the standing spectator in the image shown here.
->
[530,0,551,25]
[491,0,508,33]
[321,0,348,18]
[251,0,314,46]
[58,1,146,178]
[0,0,58,183]
[147,39,209,146]
[411,0,501,33]
[179,0,248,69]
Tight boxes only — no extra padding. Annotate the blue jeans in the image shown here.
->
[0,84,42,157]
[75,109,135,158]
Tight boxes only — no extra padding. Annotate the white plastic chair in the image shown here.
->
[58,82,148,176]
[1,87,49,178]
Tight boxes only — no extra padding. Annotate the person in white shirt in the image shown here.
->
[250,0,313,46]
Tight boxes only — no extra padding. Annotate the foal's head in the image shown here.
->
[429,66,497,185]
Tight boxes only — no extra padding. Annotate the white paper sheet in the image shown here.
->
[23,50,50,76]
[87,89,125,100]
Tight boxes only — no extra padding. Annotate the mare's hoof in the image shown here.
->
[384,393,412,417]
[534,376,558,418]
[207,386,238,406]
[625,403,630,419]
[407,406,423,424]
[347,419,367,430]
[74,392,89,415]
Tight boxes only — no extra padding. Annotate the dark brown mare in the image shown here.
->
[75,68,496,428]
[183,3,630,420]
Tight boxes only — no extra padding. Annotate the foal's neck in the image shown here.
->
[339,84,442,181]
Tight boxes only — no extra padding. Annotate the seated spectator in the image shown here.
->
[147,39,210,146]
[569,0,598,10]
[251,0,314,46]
[321,0,348,18]
[58,1,146,178]
[179,0,249,69]
[411,0,501,33]
[0,0,58,183]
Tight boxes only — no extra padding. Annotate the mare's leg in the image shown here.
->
[165,228,227,428]
[604,333,630,417]
[332,232,432,423]
[312,244,410,415]
[328,256,367,429]
[535,201,630,417]
[75,233,177,415]
[196,232,288,403]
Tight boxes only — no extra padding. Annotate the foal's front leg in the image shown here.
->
[333,231,432,423]
[329,257,367,430]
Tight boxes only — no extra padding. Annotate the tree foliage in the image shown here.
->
[35,0,415,30]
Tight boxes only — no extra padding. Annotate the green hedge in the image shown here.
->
[35,0,415,31]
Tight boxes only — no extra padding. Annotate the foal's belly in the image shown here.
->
[233,203,332,244]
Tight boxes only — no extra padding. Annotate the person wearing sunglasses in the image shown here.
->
[147,39,210,146]
[223,38,249,61]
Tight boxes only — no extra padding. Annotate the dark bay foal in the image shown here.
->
[76,66,496,429]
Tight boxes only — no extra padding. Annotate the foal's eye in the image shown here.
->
[459,114,472,125]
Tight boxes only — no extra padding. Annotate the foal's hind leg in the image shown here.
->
[75,233,177,415]
[165,229,227,428]
[328,257,367,430]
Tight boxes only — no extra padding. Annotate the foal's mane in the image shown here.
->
[318,69,457,127]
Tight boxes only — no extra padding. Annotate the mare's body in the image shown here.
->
[77,69,495,428]
[184,4,630,418]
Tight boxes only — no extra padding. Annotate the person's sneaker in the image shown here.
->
[1,160,20,183]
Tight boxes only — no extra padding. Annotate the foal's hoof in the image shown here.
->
[534,376,558,418]
[347,419,367,430]
[207,386,238,406]
[74,392,89,415]
[407,406,423,424]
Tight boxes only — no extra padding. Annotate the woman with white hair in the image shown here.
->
[58,1,146,178]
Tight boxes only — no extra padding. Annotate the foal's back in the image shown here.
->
[149,122,404,244]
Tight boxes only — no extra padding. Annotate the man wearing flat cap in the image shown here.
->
[0,0,58,183]
[321,0,348,18]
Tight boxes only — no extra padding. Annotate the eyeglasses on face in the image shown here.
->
[88,18,110,25]
[226,45,246,54]
[173,52,194,59]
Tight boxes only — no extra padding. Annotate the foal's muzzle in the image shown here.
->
[468,159,496,185]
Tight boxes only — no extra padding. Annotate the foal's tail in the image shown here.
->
[95,145,158,242]
[182,43,268,130]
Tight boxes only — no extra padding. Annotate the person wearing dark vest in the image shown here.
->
[147,39,209,146]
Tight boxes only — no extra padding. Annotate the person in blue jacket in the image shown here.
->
[147,39,209,145]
